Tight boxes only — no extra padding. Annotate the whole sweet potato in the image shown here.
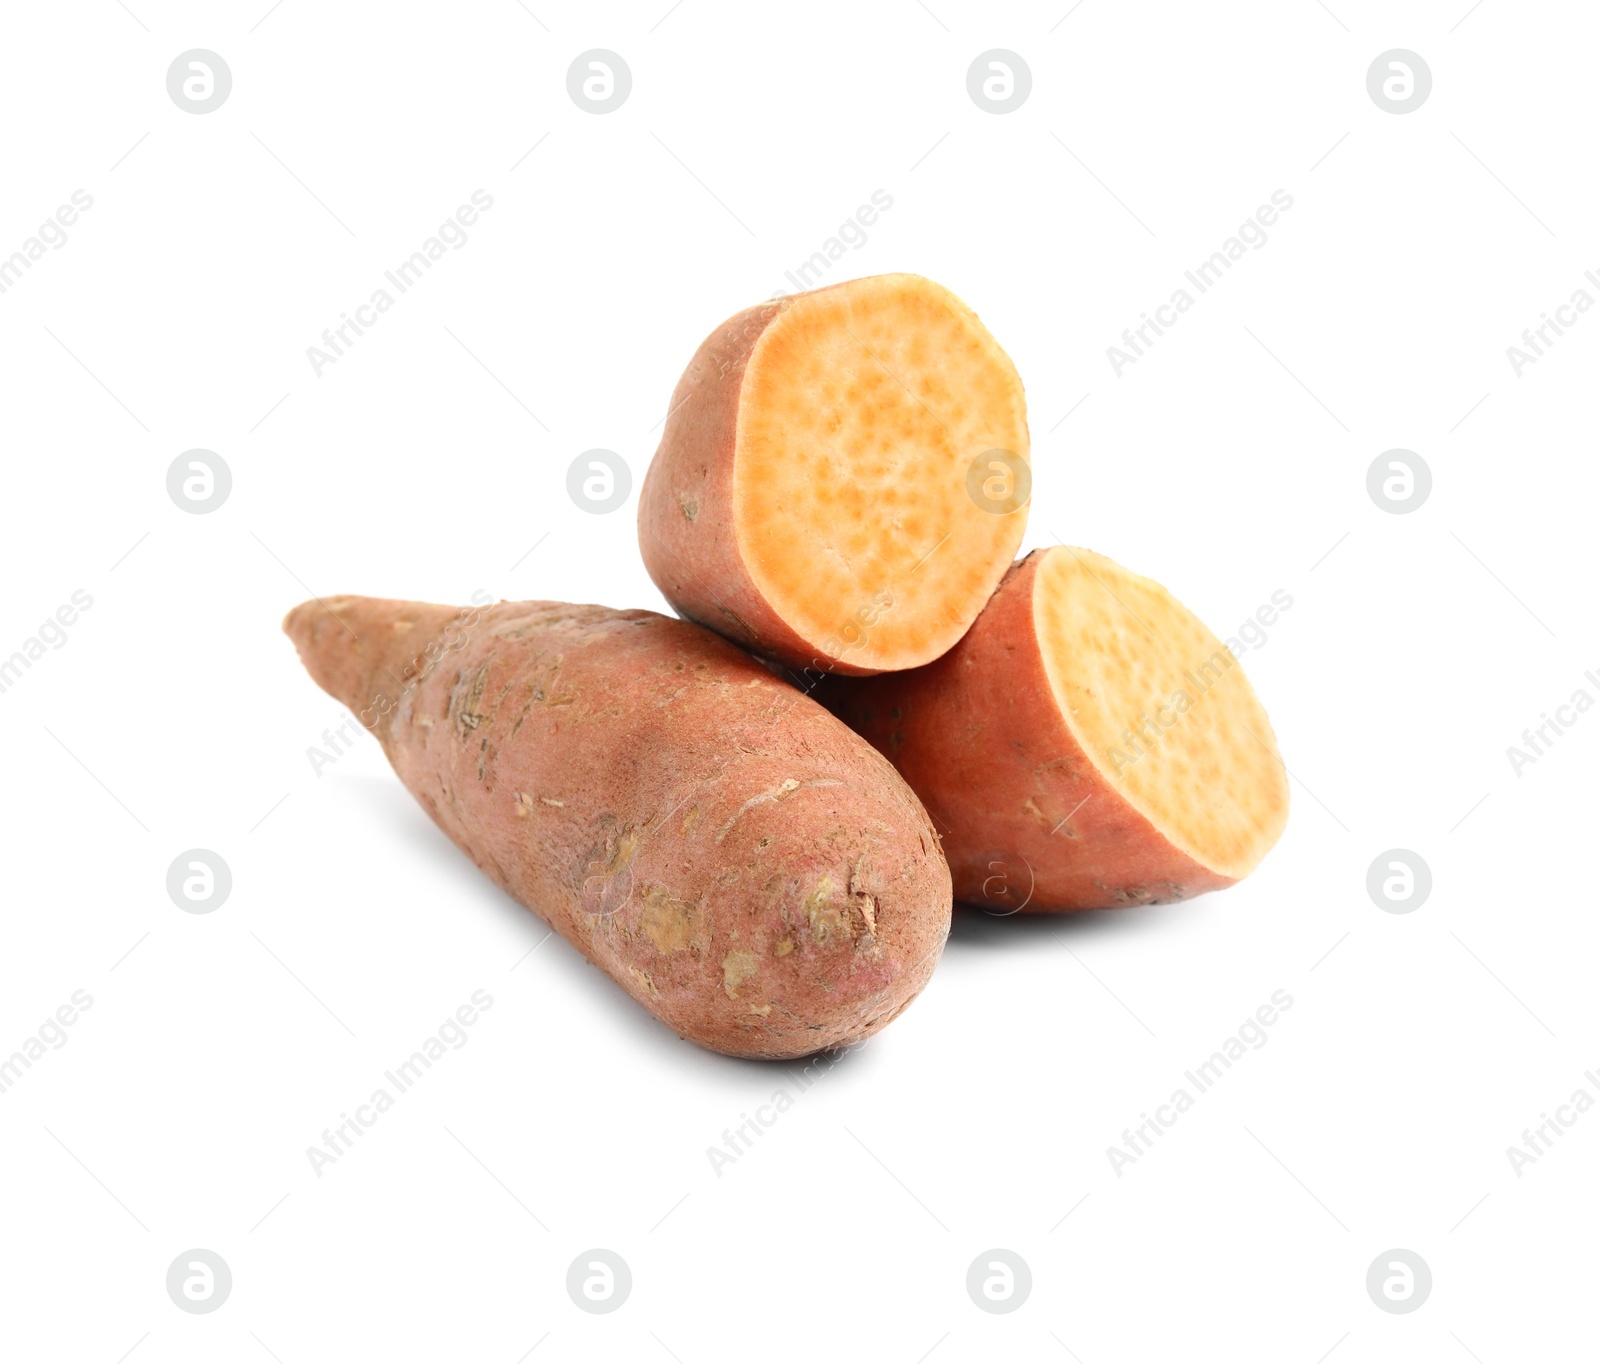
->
[821,548,1289,911]
[284,595,950,1058]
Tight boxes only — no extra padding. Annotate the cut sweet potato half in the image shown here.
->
[638,273,1030,676]
[822,547,1290,910]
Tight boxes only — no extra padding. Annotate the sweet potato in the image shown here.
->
[283,595,951,1058]
[638,272,1030,677]
[820,548,1289,911]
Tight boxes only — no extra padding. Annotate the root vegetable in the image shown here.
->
[820,548,1289,911]
[638,273,1030,677]
[283,594,951,1057]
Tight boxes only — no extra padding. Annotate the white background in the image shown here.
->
[1,1,1594,1360]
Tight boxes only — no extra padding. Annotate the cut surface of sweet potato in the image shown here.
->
[820,547,1289,911]
[734,276,1028,670]
[638,273,1029,676]
[1034,547,1288,881]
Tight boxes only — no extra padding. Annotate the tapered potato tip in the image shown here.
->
[282,595,463,719]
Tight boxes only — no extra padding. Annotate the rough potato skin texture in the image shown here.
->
[283,595,951,1058]
[637,296,837,669]
[818,554,1233,912]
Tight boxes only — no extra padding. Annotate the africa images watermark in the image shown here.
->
[1106,645,1235,778]
[1506,268,1600,377]
[1106,989,1294,1175]
[0,990,95,1096]
[305,712,365,776]
[306,190,495,376]
[1224,589,1294,657]
[705,1041,862,1176]
[0,590,95,697]
[0,190,94,297]
[1505,667,1600,776]
[787,588,896,696]
[1107,190,1295,376]
[1505,1067,1600,1177]
[775,189,894,297]
[1106,590,1291,777]
[305,989,494,1176]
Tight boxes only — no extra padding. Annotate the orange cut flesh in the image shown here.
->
[733,274,1029,671]
[1034,547,1289,879]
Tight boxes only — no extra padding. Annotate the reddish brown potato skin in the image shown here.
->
[284,595,950,1058]
[637,297,840,670]
[818,554,1232,912]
